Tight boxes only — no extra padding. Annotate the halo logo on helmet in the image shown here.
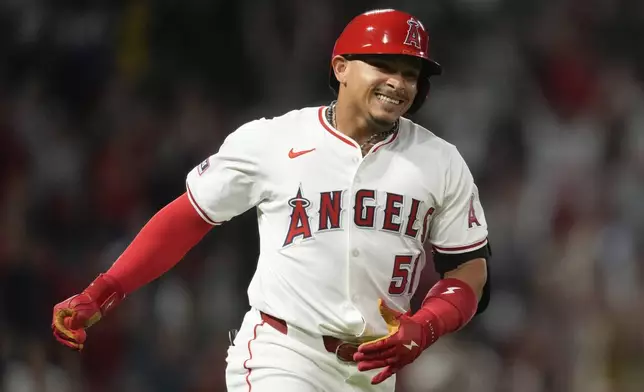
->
[404,19,422,49]
[329,9,442,115]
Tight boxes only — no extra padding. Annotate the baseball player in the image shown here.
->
[52,8,490,392]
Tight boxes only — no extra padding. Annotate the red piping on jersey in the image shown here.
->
[244,321,265,392]
[433,238,488,253]
[317,106,400,152]
[318,106,355,147]
[372,128,399,153]
[186,182,222,225]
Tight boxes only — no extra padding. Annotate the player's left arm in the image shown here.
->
[356,146,490,384]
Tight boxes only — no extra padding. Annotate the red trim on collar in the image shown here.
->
[372,128,399,153]
[318,106,356,148]
[317,106,400,153]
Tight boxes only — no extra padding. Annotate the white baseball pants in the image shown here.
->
[225,308,396,392]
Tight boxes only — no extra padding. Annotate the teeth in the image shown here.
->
[376,93,401,105]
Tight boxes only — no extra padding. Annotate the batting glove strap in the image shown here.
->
[84,273,126,317]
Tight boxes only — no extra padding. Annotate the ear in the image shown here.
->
[331,55,350,86]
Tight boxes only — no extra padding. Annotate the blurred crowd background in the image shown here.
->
[1,0,644,391]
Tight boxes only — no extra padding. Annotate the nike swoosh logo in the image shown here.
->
[288,148,316,159]
[403,340,419,350]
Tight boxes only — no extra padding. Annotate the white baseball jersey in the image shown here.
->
[186,106,488,339]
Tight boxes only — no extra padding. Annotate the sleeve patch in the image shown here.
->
[197,158,210,175]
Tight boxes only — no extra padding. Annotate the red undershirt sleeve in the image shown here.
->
[105,192,213,294]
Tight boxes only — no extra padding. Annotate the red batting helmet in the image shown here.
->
[329,9,442,114]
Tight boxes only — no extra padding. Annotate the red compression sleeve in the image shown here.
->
[105,192,214,294]
[411,278,478,338]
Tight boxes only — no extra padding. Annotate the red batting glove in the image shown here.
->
[353,299,439,385]
[355,279,479,384]
[52,274,125,351]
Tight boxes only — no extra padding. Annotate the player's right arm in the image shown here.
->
[52,121,267,350]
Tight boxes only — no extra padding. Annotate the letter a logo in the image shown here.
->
[404,18,422,49]
[283,186,313,246]
[467,194,481,228]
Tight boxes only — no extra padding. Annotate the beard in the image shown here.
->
[367,109,398,131]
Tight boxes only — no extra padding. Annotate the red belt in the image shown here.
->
[260,311,359,363]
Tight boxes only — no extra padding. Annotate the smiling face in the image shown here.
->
[333,54,422,127]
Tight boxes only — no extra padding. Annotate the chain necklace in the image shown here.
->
[325,101,397,150]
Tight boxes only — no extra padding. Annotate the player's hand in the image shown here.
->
[51,274,124,351]
[354,299,438,385]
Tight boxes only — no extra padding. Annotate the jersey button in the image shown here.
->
[352,249,360,257]
[352,157,359,164]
